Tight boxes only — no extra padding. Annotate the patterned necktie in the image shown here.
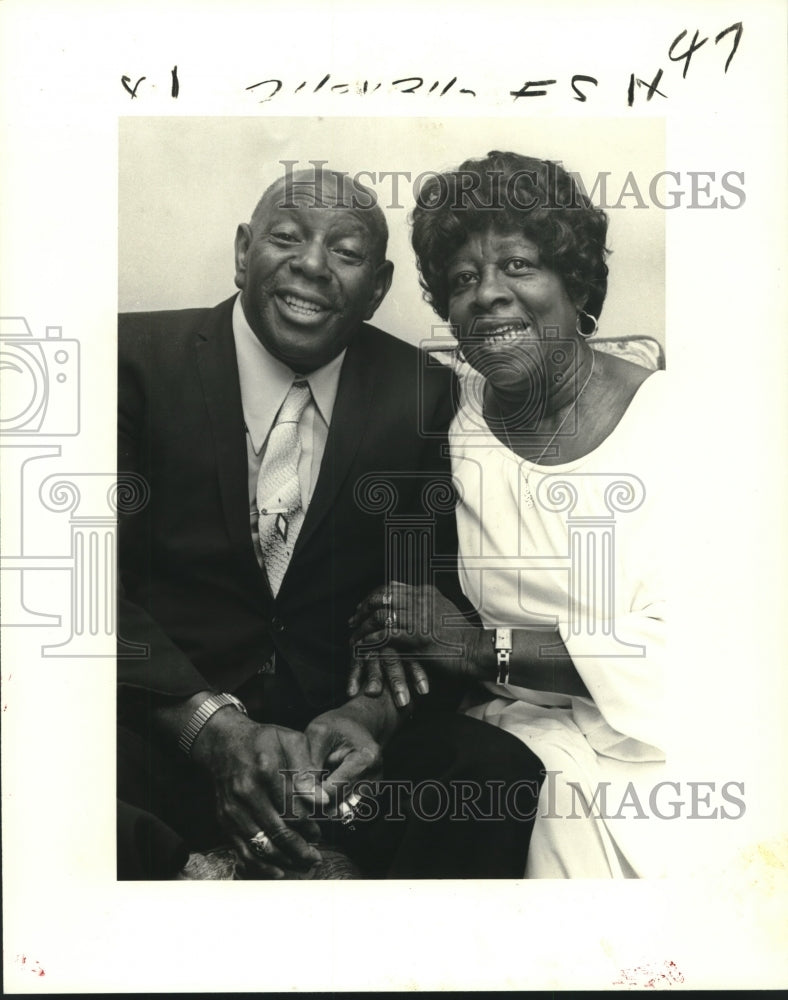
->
[256,379,312,596]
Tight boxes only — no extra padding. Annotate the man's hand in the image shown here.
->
[191,709,326,879]
[305,705,385,813]
[347,582,479,704]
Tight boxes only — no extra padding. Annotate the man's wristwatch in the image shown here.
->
[492,628,512,685]
[178,692,248,756]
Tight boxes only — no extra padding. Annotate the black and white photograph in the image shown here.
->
[117,116,667,884]
[1,0,786,992]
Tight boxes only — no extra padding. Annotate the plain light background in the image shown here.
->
[119,116,665,347]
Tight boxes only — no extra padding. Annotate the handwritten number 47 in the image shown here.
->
[628,22,742,105]
[670,23,742,77]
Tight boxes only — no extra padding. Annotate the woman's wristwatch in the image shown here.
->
[492,628,512,685]
[178,692,248,756]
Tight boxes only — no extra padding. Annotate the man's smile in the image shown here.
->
[274,288,333,324]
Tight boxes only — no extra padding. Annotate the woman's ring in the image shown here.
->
[249,831,273,857]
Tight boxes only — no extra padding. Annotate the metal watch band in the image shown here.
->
[493,628,512,685]
[178,693,248,756]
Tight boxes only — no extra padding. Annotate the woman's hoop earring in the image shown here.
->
[576,309,598,339]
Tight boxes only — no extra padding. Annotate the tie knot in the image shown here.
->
[278,379,311,425]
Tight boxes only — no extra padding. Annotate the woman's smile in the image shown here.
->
[467,317,537,347]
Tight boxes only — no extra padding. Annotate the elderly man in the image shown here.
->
[117,165,542,879]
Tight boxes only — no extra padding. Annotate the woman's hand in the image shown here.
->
[348,643,430,708]
[347,582,478,705]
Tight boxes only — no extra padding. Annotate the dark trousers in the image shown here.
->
[117,712,544,880]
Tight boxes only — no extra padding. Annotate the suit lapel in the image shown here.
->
[291,330,377,560]
[193,306,377,591]
[193,297,263,575]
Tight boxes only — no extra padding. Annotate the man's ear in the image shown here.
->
[363,259,394,321]
[234,223,253,290]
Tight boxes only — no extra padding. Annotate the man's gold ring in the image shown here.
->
[339,790,364,825]
[249,831,273,857]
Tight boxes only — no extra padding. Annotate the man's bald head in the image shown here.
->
[250,167,389,263]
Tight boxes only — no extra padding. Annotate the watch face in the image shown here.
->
[496,629,512,648]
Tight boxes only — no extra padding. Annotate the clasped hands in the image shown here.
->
[192,705,380,879]
[347,581,479,706]
[191,582,473,878]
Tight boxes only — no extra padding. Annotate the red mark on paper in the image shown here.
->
[614,959,684,988]
[17,955,46,977]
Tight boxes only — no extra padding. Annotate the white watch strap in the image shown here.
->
[178,693,247,756]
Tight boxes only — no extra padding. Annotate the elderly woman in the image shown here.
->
[349,151,667,878]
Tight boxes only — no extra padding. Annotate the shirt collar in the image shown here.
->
[232,293,346,453]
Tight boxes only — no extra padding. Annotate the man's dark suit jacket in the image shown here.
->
[118,295,462,722]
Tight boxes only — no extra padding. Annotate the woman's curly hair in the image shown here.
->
[410,151,610,327]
